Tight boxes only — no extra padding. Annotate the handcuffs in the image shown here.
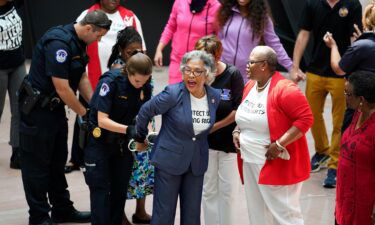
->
[128,132,158,152]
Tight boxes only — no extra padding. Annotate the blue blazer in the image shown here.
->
[136,82,221,176]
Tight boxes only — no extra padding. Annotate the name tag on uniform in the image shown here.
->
[118,96,128,99]
[72,55,81,60]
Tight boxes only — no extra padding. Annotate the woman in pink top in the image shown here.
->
[154,0,220,84]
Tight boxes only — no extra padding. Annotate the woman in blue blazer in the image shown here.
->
[135,50,221,225]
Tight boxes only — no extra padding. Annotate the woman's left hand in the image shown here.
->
[265,143,280,160]
[371,203,375,224]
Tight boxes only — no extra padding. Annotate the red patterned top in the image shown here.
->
[336,111,375,225]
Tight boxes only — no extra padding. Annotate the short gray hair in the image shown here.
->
[180,50,216,85]
[252,46,278,72]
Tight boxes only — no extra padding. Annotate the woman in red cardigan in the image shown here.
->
[232,46,313,225]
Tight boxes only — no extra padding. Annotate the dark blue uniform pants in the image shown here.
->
[84,137,134,225]
[70,95,88,167]
[151,167,204,225]
[19,107,74,224]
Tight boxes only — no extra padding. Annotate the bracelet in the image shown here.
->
[232,130,240,136]
[275,140,287,152]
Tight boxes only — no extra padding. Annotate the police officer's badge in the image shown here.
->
[339,7,349,17]
[56,49,68,63]
[92,127,101,138]
[99,83,110,96]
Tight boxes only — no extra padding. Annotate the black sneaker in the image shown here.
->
[52,209,91,223]
[310,153,329,172]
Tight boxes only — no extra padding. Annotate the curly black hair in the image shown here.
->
[349,71,375,104]
[217,0,271,42]
[107,26,143,69]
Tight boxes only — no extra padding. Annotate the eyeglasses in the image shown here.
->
[247,60,267,65]
[182,67,206,77]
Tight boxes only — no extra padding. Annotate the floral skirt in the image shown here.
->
[127,148,154,199]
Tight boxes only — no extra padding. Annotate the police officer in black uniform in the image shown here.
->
[84,53,152,225]
[18,11,111,225]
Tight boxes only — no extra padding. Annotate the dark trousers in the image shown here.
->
[84,137,134,225]
[341,108,355,133]
[19,107,74,224]
[151,167,204,225]
[69,95,88,166]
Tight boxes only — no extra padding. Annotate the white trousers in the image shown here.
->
[243,162,304,225]
[202,150,239,225]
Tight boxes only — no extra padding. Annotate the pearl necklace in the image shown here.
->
[256,77,272,91]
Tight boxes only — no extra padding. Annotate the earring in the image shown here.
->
[359,102,363,112]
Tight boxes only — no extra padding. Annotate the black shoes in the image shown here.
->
[29,219,58,225]
[64,162,80,173]
[9,160,20,169]
[10,147,21,169]
[132,213,151,224]
[52,209,91,223]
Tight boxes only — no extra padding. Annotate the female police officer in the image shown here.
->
[83,53,152,225]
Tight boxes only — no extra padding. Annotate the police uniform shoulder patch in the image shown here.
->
[99,83,110,96]
[56,49,68,63]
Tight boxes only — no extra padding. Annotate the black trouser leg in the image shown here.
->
[20,109,74,224]
[84,140,134,225]
[49,120,74,214]
[20,145,51,224]
[70,95,88,166]
[84,141,110,225]
[109,149,134,225]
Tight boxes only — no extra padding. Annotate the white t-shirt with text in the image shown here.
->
[235,83,271,164]
[190,94,210,135]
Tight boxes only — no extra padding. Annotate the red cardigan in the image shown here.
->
[237,72,313,185]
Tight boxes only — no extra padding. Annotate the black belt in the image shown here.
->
[18,77,63,114]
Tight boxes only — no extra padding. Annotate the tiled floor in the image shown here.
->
[0,64,336,225]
